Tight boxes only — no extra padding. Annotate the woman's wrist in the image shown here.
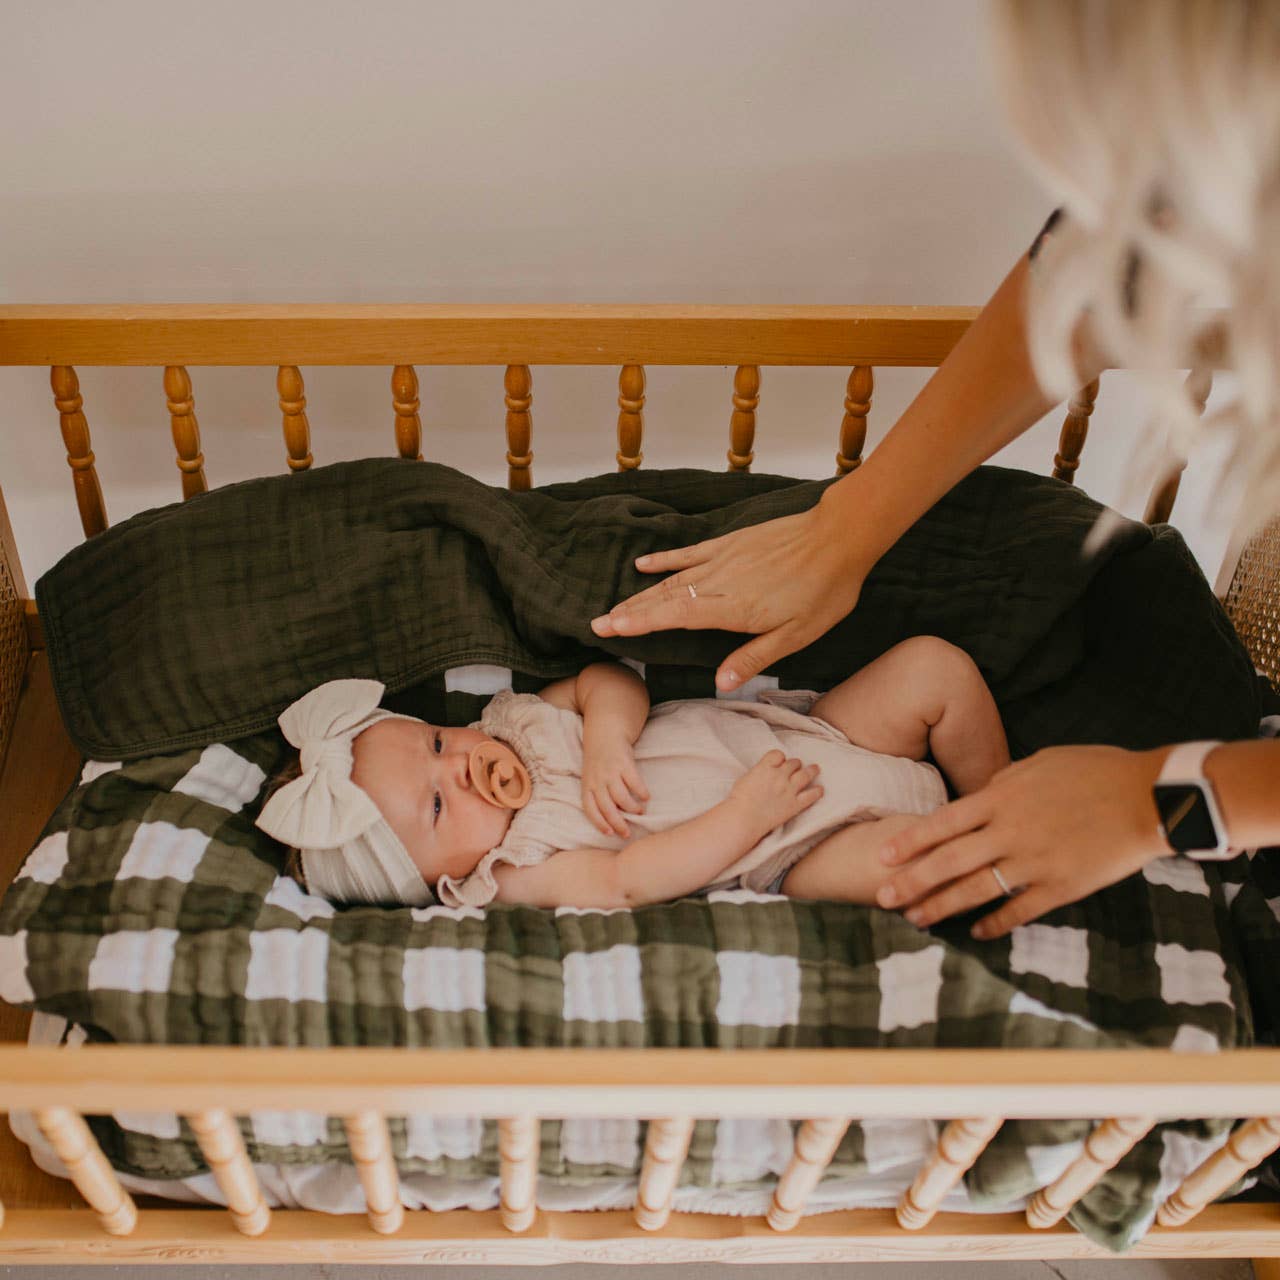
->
[814,472,888,581]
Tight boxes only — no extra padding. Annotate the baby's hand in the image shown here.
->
[582,736,650,839]
[730,750,823,836]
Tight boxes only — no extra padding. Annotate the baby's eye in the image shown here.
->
[433,730,443,754]
[433,790,442,820]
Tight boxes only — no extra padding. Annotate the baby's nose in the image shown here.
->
[451,752,471,789]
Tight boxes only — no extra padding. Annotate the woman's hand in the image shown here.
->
[581,733,650,839]
[589,498,870,692]
[730,750,823,837]
[875,744,1173,937]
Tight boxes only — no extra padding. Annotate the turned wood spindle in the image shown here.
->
[34,1107,137,1236]
[768,1116,851,1231]
[391,365,423,460]
[189,1109,271,1236]
[164,365,208,499]
[504,365,533,491]
[616,364,646,471]
[498,1115,540,1233]
[277,365,314,471]
[897,1116,1003,1231]
[1026,1116,1155,1229]
[835,365,873,476]
[1052,378,1100,483]
[343,1111,405,1235]
[1157,1116,1280,1228]
[727,365,760,472]
[635,1116,695,1232]
[1143,367,1213,524]
[50,366,108,537]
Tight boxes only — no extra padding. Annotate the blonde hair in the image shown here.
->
[992,0,1280,537]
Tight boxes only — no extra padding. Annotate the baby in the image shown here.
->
[256,637,1009,910]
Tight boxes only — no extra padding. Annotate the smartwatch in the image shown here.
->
[1152,741,1233,860]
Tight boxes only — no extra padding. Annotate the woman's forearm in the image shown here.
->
[1203,739,1280,850]
[817,252,1106,573]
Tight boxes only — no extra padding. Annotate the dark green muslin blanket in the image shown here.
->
[36,458,1261,760]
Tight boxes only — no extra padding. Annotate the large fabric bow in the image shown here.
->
[256,678,401,849]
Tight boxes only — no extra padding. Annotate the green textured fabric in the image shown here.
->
[36,460,1261,759]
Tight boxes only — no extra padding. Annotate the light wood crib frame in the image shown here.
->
[0,303,1279,1268]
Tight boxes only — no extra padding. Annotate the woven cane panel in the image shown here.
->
[1222,516,1280,688]
[0,539,25,765]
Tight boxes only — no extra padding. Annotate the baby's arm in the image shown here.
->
[540,662,652,838]
[492,751,822,909]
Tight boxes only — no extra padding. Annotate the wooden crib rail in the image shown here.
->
[4,1045,1280,1258]
[0,304,978,367]
[5,1045,1280,1115]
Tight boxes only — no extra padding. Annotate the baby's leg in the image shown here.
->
[809,636,1009,795]
[780,815,919,902]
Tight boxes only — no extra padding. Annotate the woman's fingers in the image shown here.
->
[901,857,1018,929]
[590,571,724,638]
[878,794,990,870]
[716,621,807,691]
[633,539,716,575]
[877,830,1003,911]
[971,885,1059,939]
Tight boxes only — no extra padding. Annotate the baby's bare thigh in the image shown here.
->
[780,814,919,903]
[809,636,977,759]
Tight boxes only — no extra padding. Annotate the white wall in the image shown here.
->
[0,0,1237,588]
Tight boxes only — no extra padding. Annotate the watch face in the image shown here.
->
[1154,783,1219,853]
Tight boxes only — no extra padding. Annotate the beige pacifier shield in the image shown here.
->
[468,740,532,809]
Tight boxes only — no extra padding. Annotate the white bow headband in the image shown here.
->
[255,678,434,907]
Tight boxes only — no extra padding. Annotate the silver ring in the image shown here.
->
[687,582,698,600]
[990,864,1014,897]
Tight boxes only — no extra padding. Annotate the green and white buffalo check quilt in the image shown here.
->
[4,666,1279,1252]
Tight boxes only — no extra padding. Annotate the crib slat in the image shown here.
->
[277,366,314,471]
[727,365,759,472]
[1026,1115,1154,1229]
[835,365,873,475]
[164,365,208,499]
[391,365,423,460]
[634,1116,694,1232]
[497,1115,540,1233]
[616,364,645,471]
[504,365,533,490]
[50,366,108,537]
[896,1115,1002,1230]
[188,1109,271,1236]
[33,1107,137,1236]
[343,1111,404,1235]
[1051,378,1100,483]
[1143,367,1213,524]
[767,1116,850,1231]
[1157,1115,1280,1228]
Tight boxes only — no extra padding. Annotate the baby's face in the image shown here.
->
[352,718,515,887]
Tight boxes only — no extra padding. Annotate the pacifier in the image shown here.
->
[468,740,532,810]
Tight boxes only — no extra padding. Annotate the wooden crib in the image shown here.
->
[0,303,1278,1267]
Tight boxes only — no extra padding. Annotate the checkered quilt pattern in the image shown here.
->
[4,663,1278,1252]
